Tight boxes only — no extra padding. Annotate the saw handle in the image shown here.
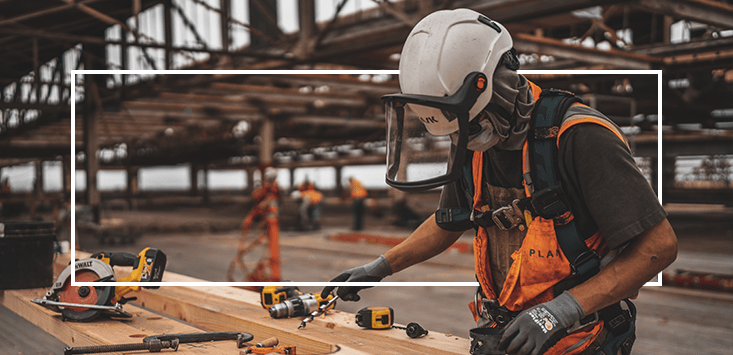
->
[91,251,139,268]
[108,252,139,267]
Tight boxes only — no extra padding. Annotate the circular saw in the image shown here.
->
[32,247,166,322]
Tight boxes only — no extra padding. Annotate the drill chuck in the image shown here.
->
[269,294,319,318]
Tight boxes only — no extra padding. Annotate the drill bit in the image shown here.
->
[298,295,339,329]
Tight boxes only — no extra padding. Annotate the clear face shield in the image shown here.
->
[382,72,487,191]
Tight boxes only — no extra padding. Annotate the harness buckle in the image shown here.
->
[571,250,600,277]
[474,289,519,328]
[530,186,567,219]
[567,310,600,334]
[435,208,453,224]
[491,199,525,231]
[482,300,518,328]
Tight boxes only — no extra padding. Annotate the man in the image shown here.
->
[348,177,368,231]
[322,9,677,355]
[298,181,323,231]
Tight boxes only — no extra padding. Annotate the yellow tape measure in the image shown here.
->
[355,306,394,330]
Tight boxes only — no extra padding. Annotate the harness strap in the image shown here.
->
[527,89,600,279]
[594,299,636,355]
[471,150,498,300]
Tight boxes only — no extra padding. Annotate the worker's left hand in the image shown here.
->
[498,291,585,355]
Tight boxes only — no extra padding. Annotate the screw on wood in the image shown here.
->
[63,338,179,354]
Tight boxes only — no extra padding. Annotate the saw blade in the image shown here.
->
[56,268,114,321]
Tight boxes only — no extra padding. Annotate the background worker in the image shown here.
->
[240,167,281,240]
[298,181,323,231]
[348,177,368,231]
[323,9,677,355]
[229,167,283,282]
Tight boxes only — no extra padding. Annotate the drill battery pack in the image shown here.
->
[355,306,394,329]
[260,286,302,309]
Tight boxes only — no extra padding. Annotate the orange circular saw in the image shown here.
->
[31,247,166,321]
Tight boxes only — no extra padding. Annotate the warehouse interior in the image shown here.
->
[0,1,731,354]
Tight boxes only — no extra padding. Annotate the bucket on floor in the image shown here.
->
[0,221,57,290]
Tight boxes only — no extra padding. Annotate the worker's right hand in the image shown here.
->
[320,255,393,301]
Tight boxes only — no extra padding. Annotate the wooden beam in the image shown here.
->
[0,0,106,27]
[220,0,231,51]
[164,0,173,69]
[134,273,469,354]
[63,154,71,196]
[189,0,279,44]
[120,100,268,114]
[296,0,316,59]
[23,251,473,354]
[663,48,733,65]
[376,0,419,27]
[61,0,156,45]
[0,26,107,45]
[513,32,660,69]
[83,55,101,224]
[35,159,43,198]
[179,84,370,108]
[0,288,263,354]
[473,0,622,24]
[0,102,70,111]
[260,117,274,167]
[245,73,400,95]
[636,0,733,30]
[249,0,285,38]
[631,36,733,56]
[286,115,384,129]
[99,110,262,123]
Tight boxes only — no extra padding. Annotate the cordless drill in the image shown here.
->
[268,293,335,319]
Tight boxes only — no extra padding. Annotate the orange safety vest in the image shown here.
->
[470,82,628,355]
[350,180,368,199]
[303,188,323,204]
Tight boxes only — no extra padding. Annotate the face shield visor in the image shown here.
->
[382,72,488,191]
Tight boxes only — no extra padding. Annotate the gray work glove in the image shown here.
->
[498,291,585,355]
[320,255,392,302]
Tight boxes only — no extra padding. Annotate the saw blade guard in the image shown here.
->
[50,258,116,294]
[53,258,116,321]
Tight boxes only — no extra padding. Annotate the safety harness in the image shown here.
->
[437,88,637,355]
[523,89,636,355]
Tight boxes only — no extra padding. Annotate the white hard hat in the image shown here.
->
[263,167,278,182]
[398,8,514,136]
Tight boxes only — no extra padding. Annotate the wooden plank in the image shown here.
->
[0,288,252,354]
[133,273,470,355]
[54,252,470,354]
[0,252,345,355]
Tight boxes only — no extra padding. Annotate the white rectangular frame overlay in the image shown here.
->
[71,69,663,287]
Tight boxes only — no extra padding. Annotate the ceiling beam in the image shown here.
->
[635,0,733,30]
[631,36,733,56]
[513,32,660,69]
[0,0,107,27]
[472,0,621,23]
